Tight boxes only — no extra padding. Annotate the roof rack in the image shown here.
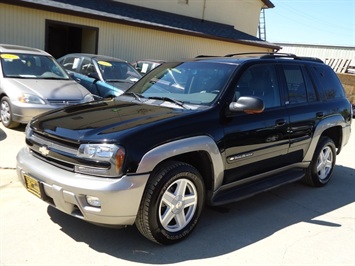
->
[293,56,324,63]
[195,55,219,58]
[260,53,324,63]
[224,52,324,63]
[224,52,275,57]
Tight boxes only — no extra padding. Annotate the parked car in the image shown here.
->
[0,44,94,129]
[17,53,352,244]
[57,53,142,98]
[131,59,165,75]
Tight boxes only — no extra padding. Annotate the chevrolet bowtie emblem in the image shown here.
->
[39,146,50,156]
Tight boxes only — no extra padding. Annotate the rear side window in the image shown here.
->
[312,65,345,100]
[282,64,317,104]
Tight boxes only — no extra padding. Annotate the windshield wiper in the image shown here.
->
[124,92,144,102]
[148,96,188,109]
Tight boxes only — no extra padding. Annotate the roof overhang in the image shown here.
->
[261,0,275,9]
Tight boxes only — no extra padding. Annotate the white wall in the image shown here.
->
[113,0,264,36]
[0,3,272,62]
[277,43,355,62]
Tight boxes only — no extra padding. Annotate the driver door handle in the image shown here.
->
[275,119,286,127]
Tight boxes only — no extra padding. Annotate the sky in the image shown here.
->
[264,0,355,47]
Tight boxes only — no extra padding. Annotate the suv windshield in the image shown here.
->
[1,53,69,79]
[127,61,236,106]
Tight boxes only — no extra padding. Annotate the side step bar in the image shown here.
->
[210,170,305,206]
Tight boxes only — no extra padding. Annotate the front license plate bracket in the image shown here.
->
[24,174,46,199]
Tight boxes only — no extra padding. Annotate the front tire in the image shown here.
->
[1,96,20,128]
[303,137,336,187]
[135,161,205,245]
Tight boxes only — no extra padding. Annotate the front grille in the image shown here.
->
[27,131,112,176]
[48,99,81,106]
[32,149,74,172]
[28,132,80,171]
[31,132,78,155]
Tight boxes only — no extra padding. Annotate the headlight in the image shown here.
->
[76,144,125,177]
[25,123,33,139]
[83,93,95,102]
[19,93,45,104]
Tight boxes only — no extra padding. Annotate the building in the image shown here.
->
[0,0,279,61]
[277,42,355,74]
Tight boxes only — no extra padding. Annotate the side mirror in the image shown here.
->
[88,72,100,81]
[229,96,265,114]
[67,72,75,79]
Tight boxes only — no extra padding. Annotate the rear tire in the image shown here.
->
[303,137,336,187]
[0,96,20,128]
[135,161,205,245]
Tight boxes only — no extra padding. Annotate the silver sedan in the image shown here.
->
[0,44,94,128]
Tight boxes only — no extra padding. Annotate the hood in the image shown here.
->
[30,99,193,142]
[6,78,89,99]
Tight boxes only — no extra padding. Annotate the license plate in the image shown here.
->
[24,174,42,198]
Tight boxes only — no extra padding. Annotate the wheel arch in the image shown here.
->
[0,92,7,100]
[304,114,347,161]
[136,136,224,192]
[321,126,342,154]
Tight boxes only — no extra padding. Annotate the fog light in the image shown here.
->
[86,196,101,207]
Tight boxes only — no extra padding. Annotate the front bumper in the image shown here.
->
[16,147,149,226]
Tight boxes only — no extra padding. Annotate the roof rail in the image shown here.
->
[224,52,274,57]
[259,53,298,59]
[260,53,323,63]
[294,56,324,63]
[195,55,219,58]
[224,52,324,63]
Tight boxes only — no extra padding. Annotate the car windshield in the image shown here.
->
[1,53,69,79]
[96,60,142,83]
[125,61,236,106]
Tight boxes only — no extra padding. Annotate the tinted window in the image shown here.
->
[282,64,317,104]
[235,64,280,108]
[312,65,345,100]
[303,68,317,102]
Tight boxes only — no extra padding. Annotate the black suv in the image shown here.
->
[17,53,352,245]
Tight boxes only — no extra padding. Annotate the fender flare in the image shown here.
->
[136,135,225,190]
[303,114,347,162]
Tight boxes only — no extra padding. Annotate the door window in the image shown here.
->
[283,65,317,104]
[80,58,96,76]
[235,64,280,109]
[60,56,80,72]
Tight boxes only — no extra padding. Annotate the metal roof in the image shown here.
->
[3,0,280,50]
